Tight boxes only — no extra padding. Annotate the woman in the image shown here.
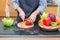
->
[12,0,47,23]
[12,0,47,34]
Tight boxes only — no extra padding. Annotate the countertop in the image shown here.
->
[0,21,60,38]
[1,38,60,40]
[0,38,60,40]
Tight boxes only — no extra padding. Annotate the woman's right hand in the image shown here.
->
[16,7,25,21]
[19,10,25,21]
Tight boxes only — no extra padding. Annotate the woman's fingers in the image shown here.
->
[21,16,24,21]
[29,16,35,23]
[19,13,25,21]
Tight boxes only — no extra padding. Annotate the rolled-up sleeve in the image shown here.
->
[12,0,19,9]
[37,0,47,13]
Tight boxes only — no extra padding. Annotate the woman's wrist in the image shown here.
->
[16,6,23,13]
[33,9,40,16]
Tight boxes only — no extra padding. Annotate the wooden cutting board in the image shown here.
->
[17,22,34,29]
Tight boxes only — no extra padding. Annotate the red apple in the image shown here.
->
[43,17,51,26]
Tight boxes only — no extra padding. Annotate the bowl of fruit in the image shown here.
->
[17,18,34,29]
[38,12,60,31]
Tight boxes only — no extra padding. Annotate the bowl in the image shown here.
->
[38,23,60,31]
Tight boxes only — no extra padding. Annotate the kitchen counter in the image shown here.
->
[47,5,58,7]
[1,38,60,40]
[0,21,60,38]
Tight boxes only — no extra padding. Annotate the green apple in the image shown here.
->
[51,22,57,26]
[2,18,14,26]
[41,12,48,19]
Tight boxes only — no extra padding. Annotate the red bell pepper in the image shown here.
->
[43,17,51,26]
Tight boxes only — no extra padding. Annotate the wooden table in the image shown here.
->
[0,38,60,40]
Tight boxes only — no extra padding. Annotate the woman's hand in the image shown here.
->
[16,7,25,21]
[29,9,40,23]
[29,13,37,23]
[19,10,25,21]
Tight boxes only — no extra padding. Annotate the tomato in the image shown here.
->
[25,18,32,25]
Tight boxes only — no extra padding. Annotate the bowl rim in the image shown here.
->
[38,22,60,29]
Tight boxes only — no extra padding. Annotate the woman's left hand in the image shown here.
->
[29,13,37,23]
[29,9,40,23]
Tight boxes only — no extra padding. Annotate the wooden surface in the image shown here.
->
[45,6,58,16]
[0,0,6,16]
[0,0,17,17]
[0,38,60,40]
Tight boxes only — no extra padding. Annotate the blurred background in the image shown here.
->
[0,0,58,21]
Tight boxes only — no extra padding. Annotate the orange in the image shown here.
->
[39,19,43,25]
[56,18,60,25]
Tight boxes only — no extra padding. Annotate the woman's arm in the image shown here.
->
[12,0,25,21]
[12,0,21,12]
[29,0,47,22]
[37,0,47,13]
[32,0,47,16]
[12,0,19,9]
[12,0,22,12]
